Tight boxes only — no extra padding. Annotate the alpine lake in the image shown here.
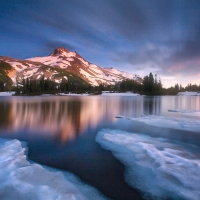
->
[0,95,200,200]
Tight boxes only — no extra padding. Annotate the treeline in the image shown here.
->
[14,73,163,95]
[163,83,200,95]
[111,73,162,95]
[0,78,12,92]
[4,72,165,95]
[1,70,200,96]
[0,61,13,92]
[114,73,200,95]
[15,76,102,95]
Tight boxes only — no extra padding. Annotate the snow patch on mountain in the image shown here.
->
[79,69,98,85]
[78,57,89,66]
[6,61,28,72]
[23,68,39,79]
[105,68,139,80]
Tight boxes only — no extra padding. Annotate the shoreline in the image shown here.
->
[1,91,200,97]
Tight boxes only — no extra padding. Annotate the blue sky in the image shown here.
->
[1,0,200,87]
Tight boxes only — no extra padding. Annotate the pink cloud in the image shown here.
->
[168,63,186,73]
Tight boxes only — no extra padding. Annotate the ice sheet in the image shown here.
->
[116,115,200,132]
[96,129,200,200]
[0,138,106,200]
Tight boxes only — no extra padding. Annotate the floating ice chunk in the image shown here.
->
[168,109,200,113]
[0,138,106,200]
[115,115,124,119]
[116,115,200,132]
[168,109,200,117]
[96,129,200,200]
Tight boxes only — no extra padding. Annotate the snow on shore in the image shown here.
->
[96,129,200,200]
[177,91,200,96]
[0,92,15,96]
[57,92,140,96]
[0,91,140,97]
[57,93,90,96]
[102,92,140,96]
[0,138,106,200]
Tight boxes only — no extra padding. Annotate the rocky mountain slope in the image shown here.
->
[0,47,142,86]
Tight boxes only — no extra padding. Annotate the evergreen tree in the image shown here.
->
[0,80,4,91]
[149,72,154,93]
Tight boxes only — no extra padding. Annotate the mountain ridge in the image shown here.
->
[0,47,143,86]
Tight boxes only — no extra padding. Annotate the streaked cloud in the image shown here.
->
[0,0,200,87]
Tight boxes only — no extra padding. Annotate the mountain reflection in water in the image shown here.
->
[0,96,143,142]
[0,95,199,143]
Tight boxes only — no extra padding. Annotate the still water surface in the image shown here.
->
[0,95,199,199]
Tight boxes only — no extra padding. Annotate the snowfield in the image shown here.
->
[6,61,29,72]
[104,68,138,80]
[27,56,71,68]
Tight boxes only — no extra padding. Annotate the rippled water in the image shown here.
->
[0,95,199,199]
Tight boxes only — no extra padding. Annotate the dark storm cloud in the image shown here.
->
[1,0,200,85]
[172,25,200,61]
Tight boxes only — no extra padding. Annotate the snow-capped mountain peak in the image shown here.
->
[0,47,143,86]
[50,47,70,56]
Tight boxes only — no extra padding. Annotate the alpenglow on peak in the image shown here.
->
[50,47,70,56]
